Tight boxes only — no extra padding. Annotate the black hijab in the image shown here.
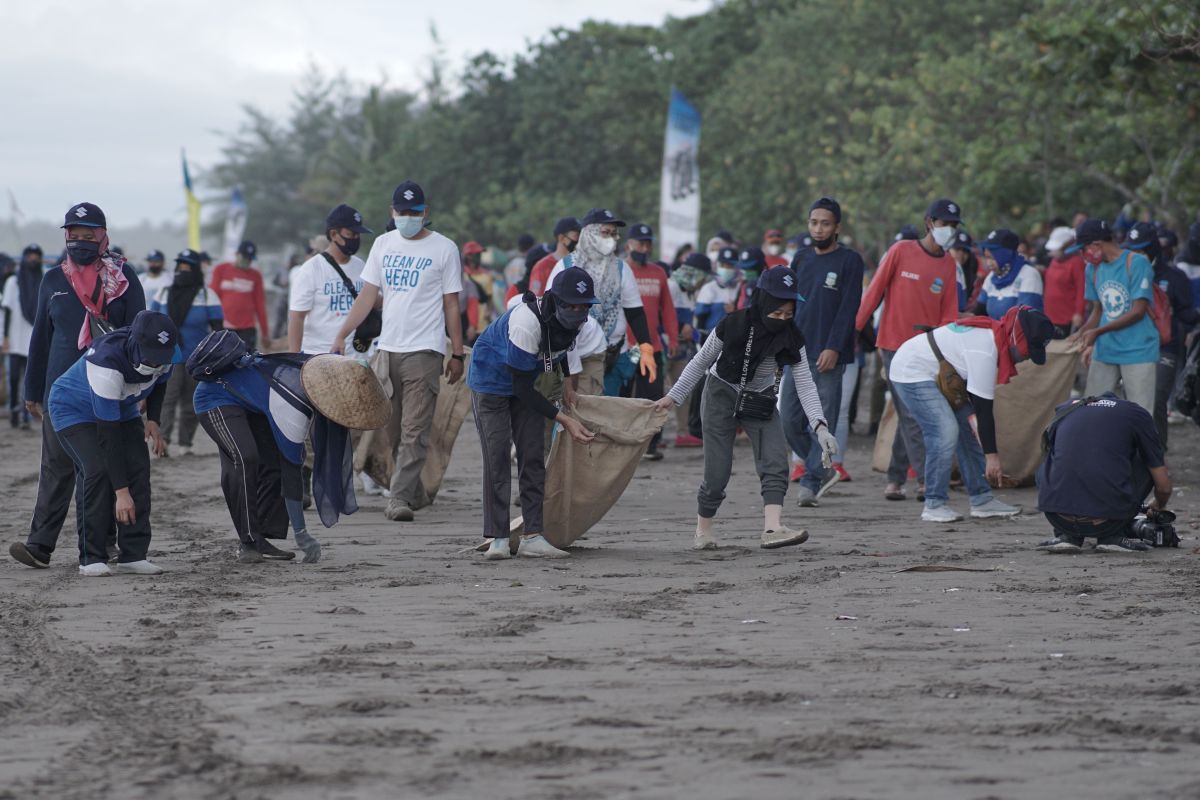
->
[713,289,805,385]
[166,266,202,328]
[17,254,42,325]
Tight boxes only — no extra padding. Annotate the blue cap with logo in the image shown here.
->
[392,180,427,212]
[174,249,202,267]
[130,310,182,365]
[1065,218,1113,254]
[926,198,962,224]
[61,202,106,229]
[981,228,1020,252]
[145,249,165,262]
[716,246,740,266]
[628,223,654,242]
[1123,221,1157,251]
[757,267,799,300]
[326,203,373,234]
[580,207,626,228]
[736,246,767,271]
[550,266,600,305]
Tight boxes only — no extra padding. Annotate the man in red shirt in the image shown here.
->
[856,198,962,501]
[762,229,789,268]
[529,217,581,298]
[1041,226,1086,338]
[211,240,270,349]
[625,223,678,460]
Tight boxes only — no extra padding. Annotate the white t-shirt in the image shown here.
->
[140,271,173,299]
[694,280,736,307]
[289,252,366,354]
[2,276,35,356]
[668,276,693,311]
[889,324,999,400]
[504,293,606,358]
[547,259,643,346]
[361,230,463,355]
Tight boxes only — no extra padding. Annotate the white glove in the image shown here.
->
[816,423,838,467]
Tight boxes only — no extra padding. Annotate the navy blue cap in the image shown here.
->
[809,196,842,223]
[682,252,712,273]
[392,180,427,212]
[23,244,43,256]
[524,243,552,270]
[62,202,106,229]
[714,230,735,244]
[736,246,767,271]
[198,250,213,263]
[1066,218,1112,254]
[757,267,799,300]
[716,246,739,266]
[326,203,372,235]
[130,310,181,366]
[980,228,1019,251]
[895,224,921,241]
[951,231,974,251]
[926,198,962,224]
[237,240,256,259]
[1158,228,1179,248]
[628,223,654,241]
[553,217,581,238]
[174,249,201,267]
[145,249,165,262]
[1123,221,1157,250]
[549,266,600,305]
[580,207,626,228]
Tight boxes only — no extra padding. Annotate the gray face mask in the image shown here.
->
[554,306,590,330]
[133,362,169,378]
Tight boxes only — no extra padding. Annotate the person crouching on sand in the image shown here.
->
[654,267,838,550]
[468,267,599,560]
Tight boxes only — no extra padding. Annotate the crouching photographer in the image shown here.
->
[1036,392,1173,553]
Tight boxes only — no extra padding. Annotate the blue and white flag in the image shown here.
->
[221,187,248,262]
[658,89,701,263]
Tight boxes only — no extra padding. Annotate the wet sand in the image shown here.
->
[2,414,1199,800]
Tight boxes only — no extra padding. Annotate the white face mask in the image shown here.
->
[596,236,617,256]
[931,225,957,249]
[394,213,424,239]
[716,266,737,285]
[134,362,169,378]
[707,249,721,263]
[765,244,783,256]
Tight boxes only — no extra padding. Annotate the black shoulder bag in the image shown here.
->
[320,252,381,353]
[732,326,780,421]
[88,273,114,341]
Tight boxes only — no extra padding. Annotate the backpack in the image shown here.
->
[1091,252,1171,345]
[186,329,249,382]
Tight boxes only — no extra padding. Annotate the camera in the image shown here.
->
[1130,508,1180,548]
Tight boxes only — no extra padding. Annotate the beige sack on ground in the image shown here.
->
[512,394,668,548]
[353,346,473,510]
[869,340,1080,484]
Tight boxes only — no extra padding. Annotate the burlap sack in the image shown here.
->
[513,394,668,548]
[353,346,473,509]
[869,340,1081,484]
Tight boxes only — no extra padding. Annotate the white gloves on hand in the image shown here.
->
[816,423,838,467]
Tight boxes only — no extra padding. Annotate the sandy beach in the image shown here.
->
[2,414,1199,800]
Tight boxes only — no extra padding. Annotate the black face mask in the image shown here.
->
[564,238,578,254]
[174,269,200,287]
[554,306,590,330]
[810,234,835,250]
[148,264,163,275]
[66,239,101,266]
[465,254,481,268]
[630,251,649,265]
[335,235,361,257]
[763,316,791,333]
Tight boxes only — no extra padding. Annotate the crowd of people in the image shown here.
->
[4,185,1199,574]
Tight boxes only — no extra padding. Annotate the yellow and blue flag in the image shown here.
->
[182,149,201,251]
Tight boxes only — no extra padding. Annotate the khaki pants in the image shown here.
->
[385,350,443,505]
[577,355,605,396]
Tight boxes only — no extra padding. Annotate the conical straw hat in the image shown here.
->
[300,355,391,430]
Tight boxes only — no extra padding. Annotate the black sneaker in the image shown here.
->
[237,543,264,563]
[1037,536,1084,554]
[643,449,664,461]
[1095,537,1151,553]
[9,541,51,569]
[255,539,297,560]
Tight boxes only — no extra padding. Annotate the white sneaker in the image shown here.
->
[359,473,384,496]
[921,506,964,523]
[761,525,809,549]
[693,529,717,550]
[517,535,569,558]
[79,562,113,577]
[485,538,512,560]
[176,445,193,456]
[970,498,1021,519]
[113,560,164,575]
[795,486,819,508]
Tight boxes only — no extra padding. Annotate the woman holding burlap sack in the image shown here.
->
[655,268,837,551]
[886,305,1055,524]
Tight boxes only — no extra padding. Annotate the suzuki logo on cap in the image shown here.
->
[948,203,957,214]
[403,190,415,201]
[353,212,362,222]
[1130,228,1140,240]
[782,273,794,287]
[575,280,588,295]
[157,330,171,344]
[603,209,612,218]
[74,206,87,218]
[741,250,750,260]
[988,230,997,239]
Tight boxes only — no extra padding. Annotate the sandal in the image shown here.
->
[884,484,907,501]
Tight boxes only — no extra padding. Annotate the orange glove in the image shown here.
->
[638,343,657,384]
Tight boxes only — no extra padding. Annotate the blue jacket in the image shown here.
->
[48,330,172,431]
[150,286,223,355]
[24,265,146,405]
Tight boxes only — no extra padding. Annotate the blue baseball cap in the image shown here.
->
[130,310,182,365]
[62,202,106,229]
[1065,218,1112,254]
[145,249,165,262]
[951,231,975,251]
[980,228,1020,251]
[926,198,962,224]
[895,224,921,241]
[682,252,712,273]
[1123,221,1156,250]
[392,180,427,212]
[549,266,600,305]
[553,217,581,238]
[736,246,767,271]
[628,223,654,241]
[716,246,740,266]
[580,207,626,228]
[757,267,799,300]
[326,203,373,234]
[174,249,201,267]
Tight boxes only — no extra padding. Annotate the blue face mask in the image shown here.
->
[394,214,424,239]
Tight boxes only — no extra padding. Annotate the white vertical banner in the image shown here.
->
[659,88,701,262]
[222,187,248,261]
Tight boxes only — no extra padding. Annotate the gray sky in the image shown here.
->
[1,0,701,227]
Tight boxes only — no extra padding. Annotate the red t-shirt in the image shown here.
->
[855,240,958,351]
[211,262,269,337]
[529,254,559,297]
[625,261,678,352]
[1041,254,1087,327]
[765,255,789,269]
